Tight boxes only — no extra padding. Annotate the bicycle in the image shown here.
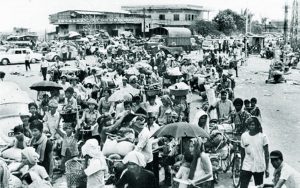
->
[227,136,242,188]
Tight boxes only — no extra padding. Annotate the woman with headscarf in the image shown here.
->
[188,138,214,188]
[240,116,269,188]
[21,147,50,183]
[116,150,158,188]
[82,139,108,188]
[157,95,173,125]
[0,158,9,188]
[191,109,210,133]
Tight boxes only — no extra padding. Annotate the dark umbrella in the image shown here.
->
[30,81,63,91]
[152,122,210,138]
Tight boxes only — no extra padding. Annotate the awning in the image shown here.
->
[150,27,192,37]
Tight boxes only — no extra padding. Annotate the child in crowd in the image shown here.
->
[55,122,79,174]
[250,97,262,119]
[244,99,251,113]
[0,125,30,153]
[28,103,43,123]
[175,152,194,188]
[82,139,108,188]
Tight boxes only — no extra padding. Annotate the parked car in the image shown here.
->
[0,48,42,65]
[202,39,214,52]
[45,45,78,61]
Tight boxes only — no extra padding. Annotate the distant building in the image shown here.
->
[267,20,286,33]
[49,10,151,37]
[121,4,210,29]
[13,27,37,36]
[49,5,210,38]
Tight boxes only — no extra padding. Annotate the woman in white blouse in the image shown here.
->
[240,116,269,188]
[188,138,214,188]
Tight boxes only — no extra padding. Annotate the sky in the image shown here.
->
[0,0,291,33]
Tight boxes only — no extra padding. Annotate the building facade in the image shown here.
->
[49,10,151,37]
[49,5,210,37]
[121,4,210,30]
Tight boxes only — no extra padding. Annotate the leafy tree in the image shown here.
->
[190,20,222,36]
[251,21,263,34]
[213,9,245,35]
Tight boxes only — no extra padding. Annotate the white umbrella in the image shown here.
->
[68,31,81,38]
[76,38,89,42]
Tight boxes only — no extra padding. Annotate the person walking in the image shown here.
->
[40,57,49,81]
[25,51,31,71]
[240,116,270,188]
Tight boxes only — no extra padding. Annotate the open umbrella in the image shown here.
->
[125,67,140,75]
[135,61,152,70]
[68,31,81,38]
[152,122,209,138]
[30,81,63,91]
[60,66,80,72]
[108,87,140,102]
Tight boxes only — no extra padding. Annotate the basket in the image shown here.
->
[60,111,77,123]
[65,159,87,188]
[170,89,189,96]
[145,89,161,96]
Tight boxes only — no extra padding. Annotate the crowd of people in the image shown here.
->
[0,36,300,188]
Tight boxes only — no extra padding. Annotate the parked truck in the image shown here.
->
[145,27,192,53]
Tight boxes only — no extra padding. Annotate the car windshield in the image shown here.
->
[203,40,213,45]
[149,37,162,43]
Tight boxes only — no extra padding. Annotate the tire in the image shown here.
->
[53,55,60,62]
[1,58,10,65]
[232,154,241,188]
[222,148,231,173]
[30,59,37,64]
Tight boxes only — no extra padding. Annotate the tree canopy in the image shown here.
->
[190,20,222,37]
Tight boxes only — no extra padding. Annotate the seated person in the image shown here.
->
[1,125,30,153]
[29,120,53,176]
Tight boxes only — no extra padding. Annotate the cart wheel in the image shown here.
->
[285,80,287,83]
[265,80,268,84]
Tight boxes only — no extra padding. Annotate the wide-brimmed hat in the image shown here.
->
[48,99,58,108]
[69,76,79,81]
[61,74,68,79]
[87,98,98,106]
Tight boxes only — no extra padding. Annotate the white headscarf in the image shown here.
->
[22,147,40,165]
[122,150,146,168]
[82,139,104,159]
[191,109,210,133]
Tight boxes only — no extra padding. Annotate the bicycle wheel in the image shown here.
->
[222,147,231,173]
[232,154,241,188]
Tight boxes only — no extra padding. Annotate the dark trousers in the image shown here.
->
[41,67,47,81]
[25,60,31,71]
[234,66,238,77]
[240,170,264,188]
[145,152,159,187]
[62,53,68,62]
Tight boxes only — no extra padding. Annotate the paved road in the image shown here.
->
[1,55,300,187]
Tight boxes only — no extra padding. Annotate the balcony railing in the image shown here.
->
[51,17,146,25]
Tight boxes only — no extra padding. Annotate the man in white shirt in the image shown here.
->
[43,100,60,139]
[270,150,300,188]
[40,57,49,81]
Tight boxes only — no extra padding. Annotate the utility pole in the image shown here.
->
[284,1,289,44]
[245,9,248,57]
[143,8,146,38]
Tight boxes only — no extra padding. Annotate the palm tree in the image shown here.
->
[261,17,268,32]
[241,8,254,33]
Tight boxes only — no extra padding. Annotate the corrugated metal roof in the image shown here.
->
[74,10,105,15]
